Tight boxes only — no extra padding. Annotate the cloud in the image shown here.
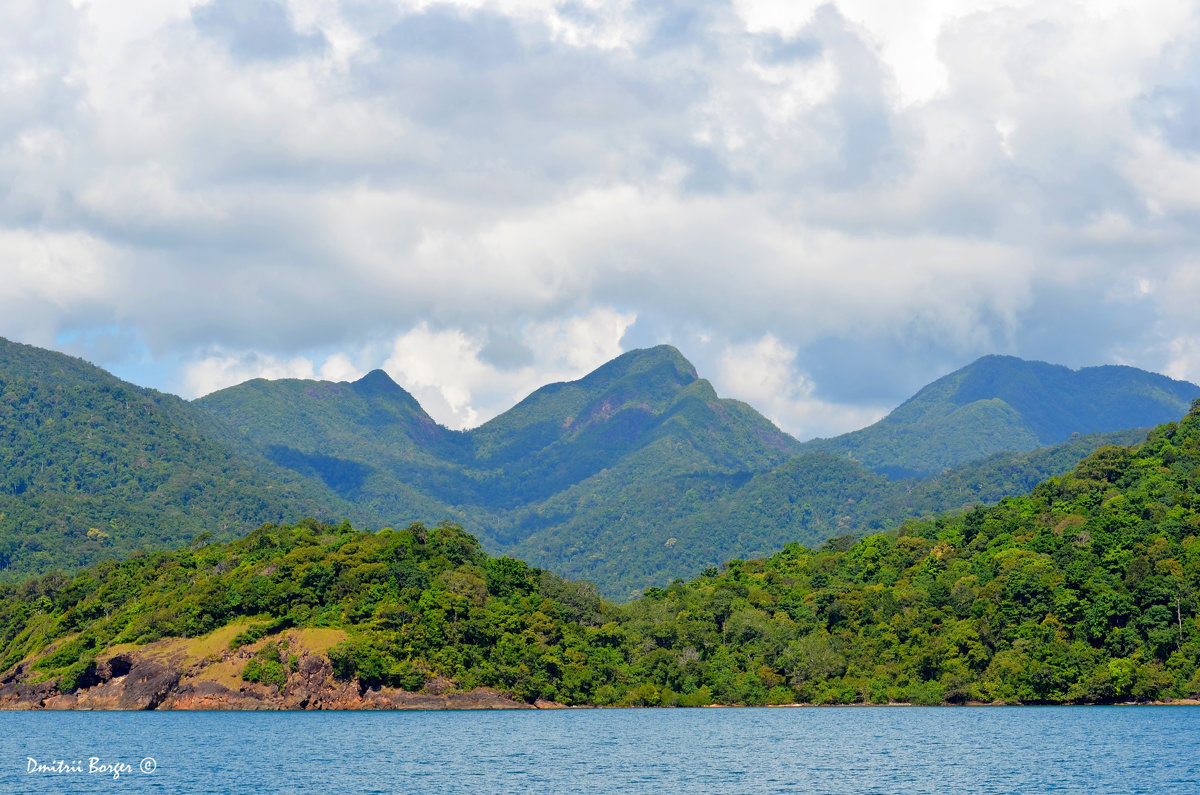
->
[0,228,119,346]
[181,350,318,397]
[713,333,886,440]
[318,352,363,383]
[3,0,1200,436]
[193,0,327,61]
[181,347,363,396]
[381,308,636,429]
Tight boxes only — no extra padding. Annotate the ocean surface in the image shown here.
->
[2,706,1198,793]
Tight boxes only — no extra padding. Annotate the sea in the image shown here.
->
[2,706,1197,793]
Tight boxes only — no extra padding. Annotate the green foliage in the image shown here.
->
[58,658,97,693]
[4,404,1200,706]
[195,345,1193,598]
[229,617,292,650]
[805,354,1198,476]
[505,429,1150,598]
[241,642,290,689]
[3,338,1197,604]
[195,345,808,597]
[0,338,357,581]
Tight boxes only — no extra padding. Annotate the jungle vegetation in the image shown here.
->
[5,400,1200,705]
[2,337,1195,597]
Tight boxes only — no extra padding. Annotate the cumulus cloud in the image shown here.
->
[179,346,368,397]
[713,334,886,439]
[381,308,636,429]
[3,0,1200,436]
[182,351,314,397]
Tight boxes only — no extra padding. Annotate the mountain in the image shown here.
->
[3,338,1197,598]
[193,368,468,522]
[195,346,1186,598]
[804,354,1200,477]
[199,346,799,509]
[6,401,1200,708]
[467,346,800,505]
[0,338,355,579]
[197,345,807,589]
[511,426,1149,595]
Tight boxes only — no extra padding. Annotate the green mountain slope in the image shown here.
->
[5,402,1200,707]
[191,348,808,597]
[513,427,1148,598]
[471,346,797,468]
[197,346,1175,599]
[2,338,1193,599]
[805,355,1200,477]
[193,369,468,523]
[0,338,356,579]
[196,346,807,575]
[198,346,801,516]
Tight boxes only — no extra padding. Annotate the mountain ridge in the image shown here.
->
[803,353,1199,477]
[3,336,1199,597]
[6,400,1200,709]
[194,345,1199,596]
[0,338,360,579]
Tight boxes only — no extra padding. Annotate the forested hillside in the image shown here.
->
[193,368,469,525]
[510,427,1149,596]
[198,346,812,595]
[197,346,1183,597]
[4,400,1200,706]
[0,339,354,580]
[2,338,1193,597]
[197,345,801,515]
[805,355,1199,477]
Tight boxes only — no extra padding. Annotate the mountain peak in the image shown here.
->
[806,354,1200,476]
[576,345,698,392]
[351,368,403,395]
[622,344,696,374]
[349,370,438,427]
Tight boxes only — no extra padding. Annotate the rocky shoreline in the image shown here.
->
[5,631,1197,711]
[0,631,550,711]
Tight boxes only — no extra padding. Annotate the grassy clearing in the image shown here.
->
[291,627,346,654]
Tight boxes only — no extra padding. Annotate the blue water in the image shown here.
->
[2,707,1198,793]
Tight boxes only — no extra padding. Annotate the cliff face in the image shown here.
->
[0,631,538,711]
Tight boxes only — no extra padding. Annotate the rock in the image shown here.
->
[162,681,280,711]
[0,646,536,711]
[116,659,182,710]
[0,681,58,710]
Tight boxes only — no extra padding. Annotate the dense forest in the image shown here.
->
[805,354,1199,477]
[175,345,1200,597]
[0,340,354,580]
[2,337,1196,597]
[514,426,1148,596]
[4,400,1200,706]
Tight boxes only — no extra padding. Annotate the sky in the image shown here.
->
[4,0,1200,441]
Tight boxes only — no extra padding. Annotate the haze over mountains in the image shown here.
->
[1,337,1197,597]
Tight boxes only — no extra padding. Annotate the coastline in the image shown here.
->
[5,629,1198,712]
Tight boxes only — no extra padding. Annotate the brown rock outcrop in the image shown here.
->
[0,645,532,711]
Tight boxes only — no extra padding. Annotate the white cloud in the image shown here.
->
[713,334,886,440]
[0,228,118,345]
[1164,336,1200,384]
[523,307,636,373]
[319,352,363,382]
[383,325,487,428]
[4,0,1200,435]
[382,309,636,429]
[180,346,371,398]
[180,351,317,398]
